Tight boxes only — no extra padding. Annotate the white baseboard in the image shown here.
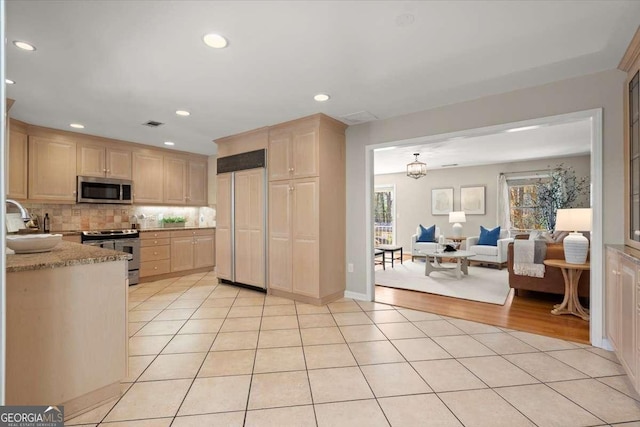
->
[344,290,369,301]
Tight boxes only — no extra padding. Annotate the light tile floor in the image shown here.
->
[67,271,640,427]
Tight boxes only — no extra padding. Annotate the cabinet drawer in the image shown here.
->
[140,259,170,277]
[140,230,172,240]
[140,238,170,247]
[141,245,170,261]
[170,228,215,238]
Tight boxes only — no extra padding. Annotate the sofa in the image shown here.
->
[507,240,590,297]
[411,226,441,261]
[465,230,513,269]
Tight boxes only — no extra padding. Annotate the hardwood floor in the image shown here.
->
[374,260,590,344]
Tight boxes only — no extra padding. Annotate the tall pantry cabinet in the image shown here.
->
[267,114,347,304]
[214,114,347,304]
[607,26,640,395]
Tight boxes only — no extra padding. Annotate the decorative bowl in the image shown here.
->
[6,234,63,254]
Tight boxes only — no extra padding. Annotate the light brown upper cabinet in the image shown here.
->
[7,121,28,200]
[77,142,132,180]
[187,159,208,206]
[132,150,164,204]
[268,122,319,181]
[163,156,208,206]
[164,156,187,205]
[28,136,77,202]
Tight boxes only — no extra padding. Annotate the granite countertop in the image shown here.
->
[6,241,129,273]
[17,226,216,236]
[606,244,640,262]
[139,226,216,232]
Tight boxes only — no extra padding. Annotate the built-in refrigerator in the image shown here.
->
[216,149,267,290]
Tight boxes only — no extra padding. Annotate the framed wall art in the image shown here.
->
[431,187,454,215]
[461,185,485,215]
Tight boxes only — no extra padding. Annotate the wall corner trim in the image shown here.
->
[344,290,369,302]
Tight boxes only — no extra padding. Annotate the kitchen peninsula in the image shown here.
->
[5,241,129,418]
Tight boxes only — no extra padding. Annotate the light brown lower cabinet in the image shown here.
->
[170,229,215,273]
[140,229,215,279]
[605,246,639,392]
[140,231,171,277]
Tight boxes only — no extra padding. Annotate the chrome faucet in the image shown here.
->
[6,199,31,222]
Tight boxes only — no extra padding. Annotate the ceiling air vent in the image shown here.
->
[339,111,378,125]
[143,120,164,128]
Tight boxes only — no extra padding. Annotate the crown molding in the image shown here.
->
[619,26,640,72]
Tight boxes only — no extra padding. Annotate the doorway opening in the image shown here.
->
[367,109,603,346]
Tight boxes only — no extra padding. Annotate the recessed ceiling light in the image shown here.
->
[164,141,175,146]
[203,33,228,49]
[70,123,85,129]
[175,110,190,116]
[5,79,15,85]
[506,125,540,133]
[13,40,36,51]
[374,146,397,152]
[314,93,330,102]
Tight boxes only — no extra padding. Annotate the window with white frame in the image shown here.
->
[506,175,550,231]
[374,185,395,245]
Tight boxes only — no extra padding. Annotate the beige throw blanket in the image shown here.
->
[513,240,546,278]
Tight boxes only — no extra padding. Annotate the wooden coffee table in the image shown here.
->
[421,250,476,279]
[543,259,590,321]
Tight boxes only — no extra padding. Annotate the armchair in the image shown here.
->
[466,229,513,269]
[411,226,441,261]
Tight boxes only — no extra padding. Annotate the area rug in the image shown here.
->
[375,260,511,305]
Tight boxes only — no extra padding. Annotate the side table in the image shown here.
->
[375,245,403,268]
[543,259,590,321]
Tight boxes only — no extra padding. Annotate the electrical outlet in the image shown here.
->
[348,263,354,273]
[72,209,81,216]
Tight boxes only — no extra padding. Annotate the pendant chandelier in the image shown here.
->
[406,153,427,179]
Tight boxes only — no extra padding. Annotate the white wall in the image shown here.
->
[346,69,625,298]
[375,155,591,251]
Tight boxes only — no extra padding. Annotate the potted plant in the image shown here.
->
[161,216,186,228]
[535,164,589,231]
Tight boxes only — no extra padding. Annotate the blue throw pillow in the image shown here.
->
[417,224,436,243]
[478,226,501,246]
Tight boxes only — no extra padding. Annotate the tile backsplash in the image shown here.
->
[16,203,216,231]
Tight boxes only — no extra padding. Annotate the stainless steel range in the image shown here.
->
[81,229,140,285]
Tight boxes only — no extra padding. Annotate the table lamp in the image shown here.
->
[449,211,466,238]
[554,208,591,264]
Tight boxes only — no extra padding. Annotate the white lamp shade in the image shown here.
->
[555,208,591,264]
[554,208,591,232]
[449,211,466,237]
[449,211,466,223]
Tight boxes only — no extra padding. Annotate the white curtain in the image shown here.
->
[497,174,512,232]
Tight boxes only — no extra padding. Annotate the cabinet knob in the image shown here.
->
[154,240,158,244]
[154,266,158,270]
[103,169,107,172]
[289,168,294,172]
[154,252,158,255]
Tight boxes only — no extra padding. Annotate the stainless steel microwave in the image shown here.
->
[77,176,133,204]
